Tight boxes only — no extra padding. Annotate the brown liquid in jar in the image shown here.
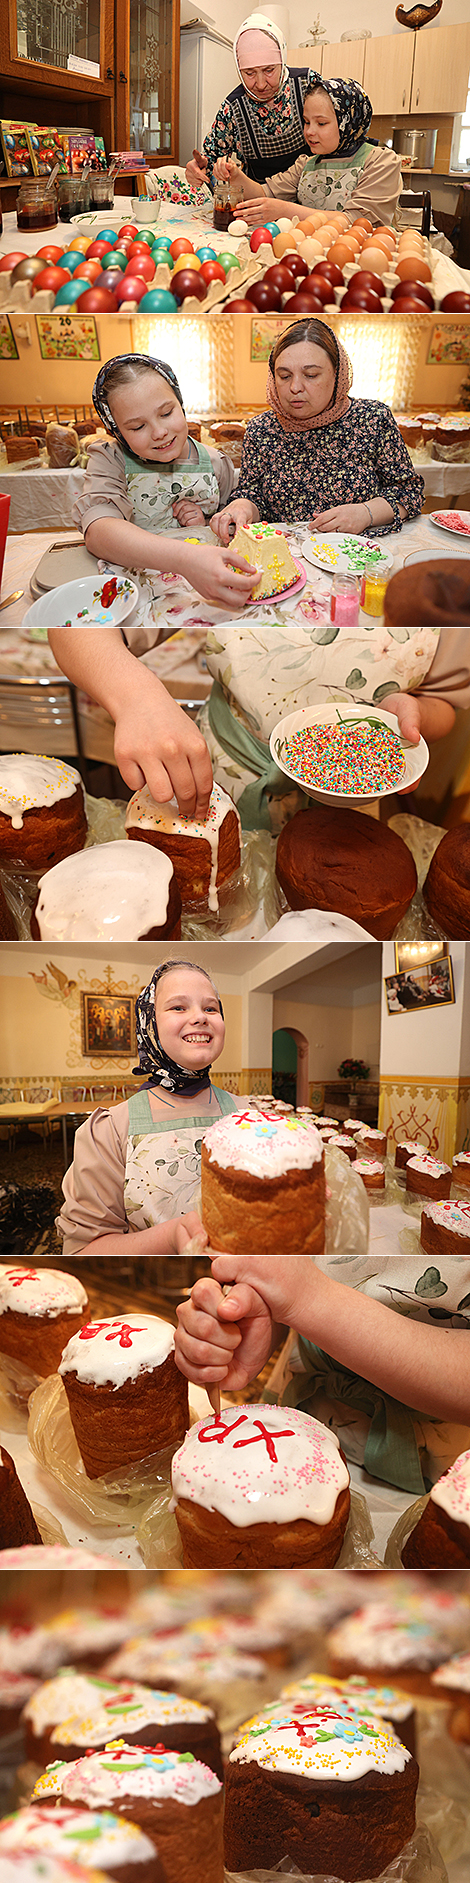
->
[17,204,58,231]
[213,202,233,231]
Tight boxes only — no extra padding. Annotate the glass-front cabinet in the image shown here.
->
[116,0,179,164]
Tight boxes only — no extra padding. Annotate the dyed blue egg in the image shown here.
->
[196,246,216,261]
[153,235,173,248]
[53,278,88,305]
[57,251,83,272]
[139,288,178,311]
[263,222,280,236]
[96,228,118,244]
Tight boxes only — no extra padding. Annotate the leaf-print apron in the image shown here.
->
[123,1086,237,1228]
[122,439,220,532]
[297,143,375,212]
[199,624,440,830]
[283,1254,470,1493]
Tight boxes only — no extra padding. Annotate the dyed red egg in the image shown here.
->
[0,251,27,271]
[32,265,69,294]
[303,272,334,303]
[170,236,195,259]
[115,275,150,304]
[246,280,283,310]
[118,224,138,240]
[288,254,309,279]
[390,296,432,313]
[199,260,226,285]
[125,251,155,282]
[171,269,207,303]
[349,270,385,298]
[310,260,344,287]
[284,289,325,312]
[76,287,119,311]
[250,227,274,251]
[73,260,103,283]
[86,241,114,260]
[36,245,64,264]
[263,263,299,293]
[342,288,383,312]
[440,291,470,313]
[223,298,256,312]
[391,281,433,309]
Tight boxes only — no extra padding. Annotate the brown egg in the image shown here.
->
[316,224,340,247]
[340,234,362,255]
[273,232,298,257]
[350,217,373,234]
[365,234,393,259]
[332,212,350,230]
[374,226,395,243]
[398,235,424,251]
[396,255,432,283]
[299,209,325,231]
[327,241,354,269]
[359,245,390,276]
[297,218,320,236]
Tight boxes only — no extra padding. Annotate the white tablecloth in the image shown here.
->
[0,467,85,533]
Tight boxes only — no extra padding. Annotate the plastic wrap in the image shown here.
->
[222,1820,448,1883]
[27,1372,176,1530]
[385,1496,429,1567]
[181,831,283,940]
[0,793,128,940]
[324,1145,370,1255]
[389,815,447,944]
[417,1714,470,1840]
[137,1482,377,1571]
[0,1352,42,1427]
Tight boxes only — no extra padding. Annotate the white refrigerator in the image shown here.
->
[179,25,237,167]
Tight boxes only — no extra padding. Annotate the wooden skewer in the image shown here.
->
[207,1284,233,1416]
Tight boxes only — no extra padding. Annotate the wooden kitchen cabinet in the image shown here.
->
[363,33,414,116]
[411,21,470,114]
[321,41,366,84]
[115,0,180,165]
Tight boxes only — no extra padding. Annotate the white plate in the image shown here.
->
[302,531,394,578]
[429,510,470,541]
[270,702,429,805]
[404,545,470,565]
[22,575,139,629]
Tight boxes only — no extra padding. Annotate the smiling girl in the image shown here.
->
[227,77,402,229]
[57,961,238,1256]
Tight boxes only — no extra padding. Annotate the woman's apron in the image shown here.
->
[199,624,440,830]
[283,1255,470,1493]
[122,439,220,532]
[297,144,376,213]
[123,1086,236,1227]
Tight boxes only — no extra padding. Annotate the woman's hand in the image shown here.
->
[241,196,287,226]
[210,498,258,546]
[172,498,205,528]
[175,1276,275,1391]
[186,541,258,607]
[185,155,208,188]
[212,155,232,182]
[309,503,374,534]
[113,666,213,815]
[174,1211,210,1252]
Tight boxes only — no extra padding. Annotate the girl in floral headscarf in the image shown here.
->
[229,76,402,229]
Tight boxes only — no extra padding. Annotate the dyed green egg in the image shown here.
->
[139,288,178,311]
[217,252,241,272]
[134,228,156,247]
[53,278,88,305]
[151,246,174,269]
[105,248,128,270]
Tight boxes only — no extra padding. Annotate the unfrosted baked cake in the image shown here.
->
[200,1106,325,1252]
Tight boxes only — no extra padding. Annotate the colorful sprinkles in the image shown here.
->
[280,720,406,797]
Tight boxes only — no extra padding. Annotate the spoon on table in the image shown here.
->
[0,590,24,612]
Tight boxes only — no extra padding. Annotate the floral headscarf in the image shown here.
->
[133,962,224,1094]
[268,321,353,433]
[306,75,373,159]
[92,355,185,463]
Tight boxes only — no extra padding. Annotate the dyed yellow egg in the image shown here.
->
[172,252,202,274]
[67,236,91,253]
[359,245,390,276]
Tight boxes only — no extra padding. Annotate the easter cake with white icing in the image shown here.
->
[58,1314,189,1479]
[224,1707,418,1881]
[200,1105,325,1252]
[452,1151,470,1188]
[0,1265,89,1377]
[0,1806,160,1883]
[327,1597,462,1696]
[431,1650,470,1743]
[405,1152,452,1200]
[31,841,182,942]
[402,1448,470,1570]
[25,1671,222,1777]
[0,754,87,869]
[420,1197,470,1253]
[230,523,299,601]
[125,781,241,913]
[170,1402,350,1569]
[32,1741,224,1883]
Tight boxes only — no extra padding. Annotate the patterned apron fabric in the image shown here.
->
[298,143,374,211]
[123,1086,236,1228]
[123,440,220,533]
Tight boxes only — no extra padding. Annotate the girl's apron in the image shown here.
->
[298,143,376,213]
[122,439,220,532]
[123,1086,236,1227]
[199,624,440,829]
[283,1255,470,1494]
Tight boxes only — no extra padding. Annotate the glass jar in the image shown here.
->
[90,174,115,210]
[57,175,91,221]
[213,178,233,232]
[361,568,388,617]
[330,573,359,626]
[16,178,58,232]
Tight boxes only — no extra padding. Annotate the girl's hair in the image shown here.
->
[270,318,339,384]
[101,357,174,405]
[92,354,185,440]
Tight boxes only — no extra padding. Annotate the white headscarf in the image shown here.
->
[234,12,288,94]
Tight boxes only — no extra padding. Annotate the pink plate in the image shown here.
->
[247,556,307,608]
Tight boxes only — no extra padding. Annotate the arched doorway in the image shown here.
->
[272,1027,309,1107]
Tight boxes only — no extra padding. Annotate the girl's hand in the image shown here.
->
[113,668,213,816]
[174,1211,210,1252]
[172,498,205,527]
[186,541,258,607]
[175,1276,275,1391]
[241,196,283,226]
[386,690,422,749]
[211,1255,315,1326]
[210,498,257,547]
[309,503,374,533]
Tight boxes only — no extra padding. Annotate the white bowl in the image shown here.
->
[22,575,139,630]
[269,702,429,806]
[131,195,161,223]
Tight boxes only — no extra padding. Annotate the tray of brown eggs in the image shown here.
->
[221,209,470,317]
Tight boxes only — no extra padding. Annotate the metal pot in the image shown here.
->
[392,127,437,168]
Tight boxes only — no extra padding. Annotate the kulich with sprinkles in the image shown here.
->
[229,522,299,602]
[0,1855,112,1883]
[279,721,405,799]
[200,1106,325,1252]
[431,1650,470,1745]
[170,1402,350,1569]
[0,1806,161,1883]
[327,1597,463,1696]
[25,1673,223,1777]
[0,754,87,869]
[125,781,241,914]
[0,1264,89,1377]
[278,1672,417,1755]
[452,1152,470,1188]
[402,1448,470,1570]
[31,1740,224,1883]
[354,1158,385,1192]
[420,1197,470,1254]
[224,1707,418,1880]
[406,1154,452,1202]
[58,1313,189,1478]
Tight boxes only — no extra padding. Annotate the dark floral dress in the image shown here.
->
[236,401,424,533]
[202,68,315,186]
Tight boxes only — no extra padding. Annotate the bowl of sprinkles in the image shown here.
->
[270,704,429,805]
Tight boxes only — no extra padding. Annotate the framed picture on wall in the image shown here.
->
[394,942,448,973]
[384,956,455,1017]
[81,992,136,1058]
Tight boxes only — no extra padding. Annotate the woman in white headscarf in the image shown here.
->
[185,12,315,192]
